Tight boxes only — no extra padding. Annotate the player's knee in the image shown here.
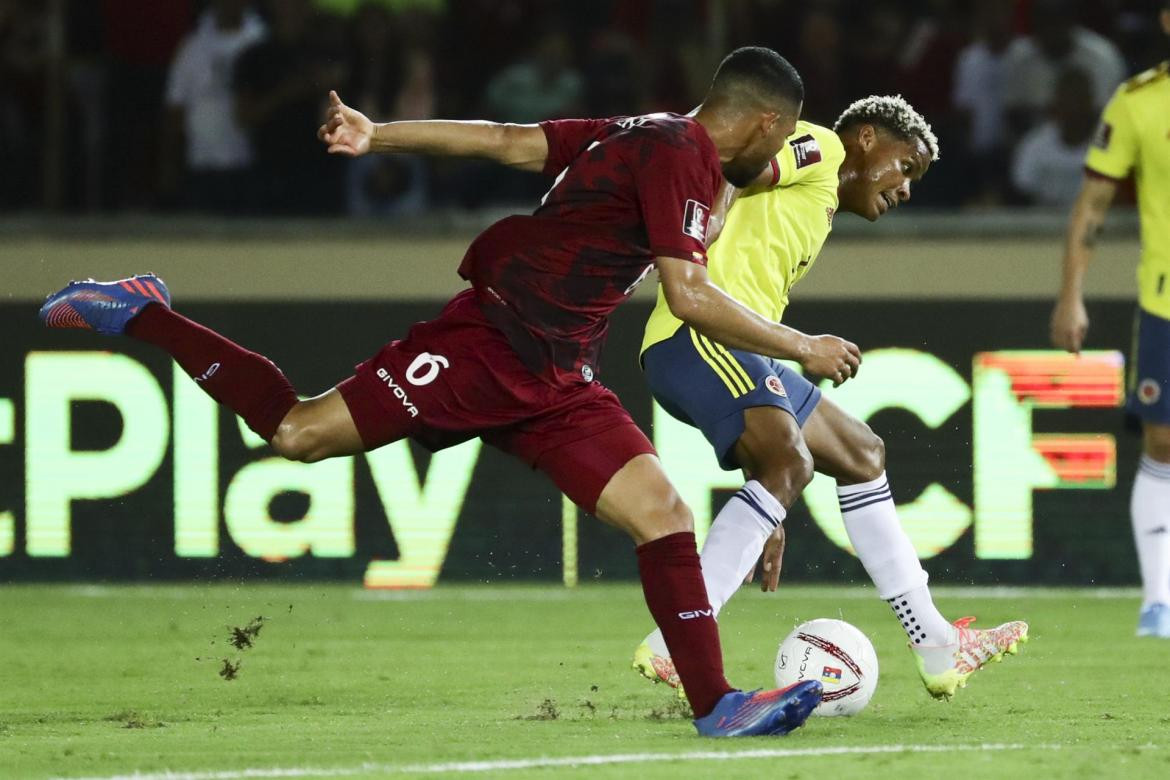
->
[660,490,694,534]
[851,428,886,482]
[633,486,694,541]
[757,445,814,507]
[789,446,816,495]
[271,411,327,463]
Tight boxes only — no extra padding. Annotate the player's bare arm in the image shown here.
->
[656,256,860,385]
[1051,175,1119,353]
[317,90,548,171]
[704,180,741,246]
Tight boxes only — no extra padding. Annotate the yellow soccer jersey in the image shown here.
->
[642,121,845,353]
[1085,61,1170,320]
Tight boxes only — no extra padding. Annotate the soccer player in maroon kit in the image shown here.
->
[40,47,860,736]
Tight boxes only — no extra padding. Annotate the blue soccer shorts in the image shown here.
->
[1128,307,1170,425]
[642,325,822,470]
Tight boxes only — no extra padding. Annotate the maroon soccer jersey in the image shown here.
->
[457,114,723,387]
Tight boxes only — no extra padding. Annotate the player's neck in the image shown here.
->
[834,133,865,217]
[692,104,751,164]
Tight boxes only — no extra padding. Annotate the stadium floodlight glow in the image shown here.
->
[24,351,169,556]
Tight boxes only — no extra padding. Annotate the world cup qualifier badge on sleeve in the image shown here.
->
[682,199,709,241]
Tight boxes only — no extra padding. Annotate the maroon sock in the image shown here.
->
[127,304,298,440]
[636,531,733,718]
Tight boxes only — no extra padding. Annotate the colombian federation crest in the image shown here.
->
[766,376,787,397]
[1137,378,1162,405]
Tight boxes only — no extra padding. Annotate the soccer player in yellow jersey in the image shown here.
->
[1051,2,1170,638]
[634,96,1028,700]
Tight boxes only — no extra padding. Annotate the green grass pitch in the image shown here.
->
[1,583,1168,779]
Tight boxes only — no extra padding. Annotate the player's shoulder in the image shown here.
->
[610,113,719,173]
[791,121,845,159]
[613,113,708,146]
[1121,61,1170,95]
[781,121,845,177]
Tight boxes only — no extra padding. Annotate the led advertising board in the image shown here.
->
[0,301,1142,586]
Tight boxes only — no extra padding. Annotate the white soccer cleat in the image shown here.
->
[912,616,1029,701]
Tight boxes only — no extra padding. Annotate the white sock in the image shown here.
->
[645,480,785,657]
[1133,456,1170,608]
[837,473,957,647]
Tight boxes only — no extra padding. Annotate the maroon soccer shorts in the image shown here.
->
[336,289,656,512]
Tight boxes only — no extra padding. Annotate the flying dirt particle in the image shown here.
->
[228,616,266,650]
[219,659,241,681]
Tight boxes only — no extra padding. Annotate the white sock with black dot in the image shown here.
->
[837,473,957,647]
[885,588,952,647]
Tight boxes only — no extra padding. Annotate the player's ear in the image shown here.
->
[759,111,780,139]
[857,124,878,152]
[1161,8,1170,35]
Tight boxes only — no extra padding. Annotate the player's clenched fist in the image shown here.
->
[317,90,374,157]
[800,333,861,386]
[1050,295,1089,354]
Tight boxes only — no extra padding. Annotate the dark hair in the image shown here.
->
[708,46,803,112]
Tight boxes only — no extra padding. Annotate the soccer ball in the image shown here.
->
[773,618,878,717]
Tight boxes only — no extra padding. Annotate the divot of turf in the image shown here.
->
[103,710,164,729]
[517,698,561,720]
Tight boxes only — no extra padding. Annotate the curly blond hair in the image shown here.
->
[833,94,940,161]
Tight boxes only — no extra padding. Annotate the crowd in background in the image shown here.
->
[1,0,1166,216]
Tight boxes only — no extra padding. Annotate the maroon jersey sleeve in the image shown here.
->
[539,118,613,176]
[631,131,719,264]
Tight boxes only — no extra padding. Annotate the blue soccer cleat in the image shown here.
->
[39,274,171,335]
[1137,603,1170,638]
[693,681,822,737]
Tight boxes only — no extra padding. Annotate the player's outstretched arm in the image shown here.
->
[317,91,548,171]
[1052,175,1118,353]
[657,256,861,386]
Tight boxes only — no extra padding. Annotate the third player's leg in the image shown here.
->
[1133,421,1170,632]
